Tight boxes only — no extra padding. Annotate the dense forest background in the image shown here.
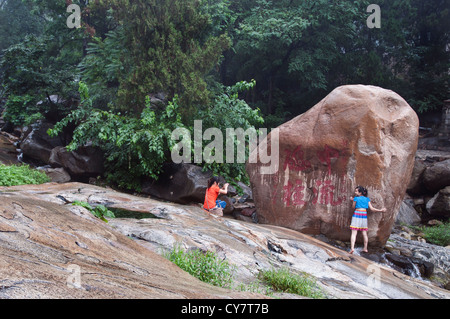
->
[0,0,449,189]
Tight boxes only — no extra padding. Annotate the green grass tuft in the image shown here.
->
[164,244,236,288]
[258,267,326,299]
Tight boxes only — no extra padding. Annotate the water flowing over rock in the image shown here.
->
[247,85,419,247]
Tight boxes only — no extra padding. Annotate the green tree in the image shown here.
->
[224,0,449,121]
[225,0,367,121]
[0,0,44,54]
[49,82,186,190]
[0,0,87,124]
[328,0,449,113]
[403,0,450,112]
[192,79,264,184]
[88,0,231,117]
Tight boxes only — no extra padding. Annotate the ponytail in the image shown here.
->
[356,186,368,197]
[207,176,219,189]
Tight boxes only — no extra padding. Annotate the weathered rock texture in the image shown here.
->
[247,85,419,247]
[0,132,19,165]
[1,182,448,299]
[0,184,260,299]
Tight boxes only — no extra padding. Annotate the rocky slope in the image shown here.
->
[0,182,448,299]
[0,183,261,299]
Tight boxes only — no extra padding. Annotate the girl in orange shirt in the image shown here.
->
[204,177,229,211]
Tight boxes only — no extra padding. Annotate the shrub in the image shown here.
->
[49,82,184,190]
[50,80,263,191]
[0,164,50,186]
[421,222,450,247]
[164,244,235,288]
[258,267,326,299]
[191,80,264,186]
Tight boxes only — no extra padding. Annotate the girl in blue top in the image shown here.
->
[349,186,386,254]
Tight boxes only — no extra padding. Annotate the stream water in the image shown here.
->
[343,247,424,280]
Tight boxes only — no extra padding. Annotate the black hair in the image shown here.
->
[207,176,219,189]
[356,186,368,197]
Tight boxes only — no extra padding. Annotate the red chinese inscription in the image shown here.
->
[274,143,350,207]
[283,180,306,207]
[317,145,340,176]
[283,145,312,172]
[312,180,346,206]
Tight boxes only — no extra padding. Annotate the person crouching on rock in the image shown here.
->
[203,177,229,215]
[349,186,386,254]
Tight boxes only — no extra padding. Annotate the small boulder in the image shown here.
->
[423,159,450,194]
[140,163,249,212]
[141,163,213,204]
[426,186,450,218]
[38,166,71,183]
[396,198,422,226]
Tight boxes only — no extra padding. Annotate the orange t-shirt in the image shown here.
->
[204,185,220,210]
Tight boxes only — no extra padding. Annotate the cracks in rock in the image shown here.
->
[0,279,53,292]
[326,256,353,263]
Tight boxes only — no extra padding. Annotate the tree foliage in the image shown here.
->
[1,0,449,188]
[85,0,231,117]
[49,82,186,190]
[222,0,449,120]
[0,0,86,124]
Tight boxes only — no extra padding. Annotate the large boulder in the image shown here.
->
[406,159,427,195]
[141,163,214,204]
[49,145,105,178]
[247,85,419,247]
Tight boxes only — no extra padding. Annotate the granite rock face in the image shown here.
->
[1,182,447,299]
[0,184,260,299]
